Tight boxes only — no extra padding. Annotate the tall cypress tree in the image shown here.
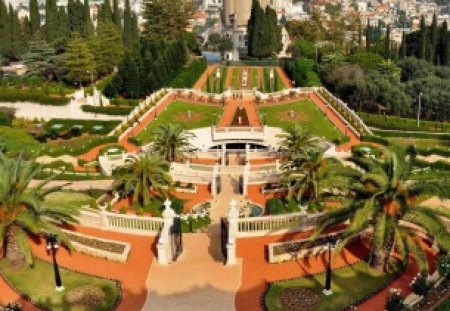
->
[384,24,391,58]
[112,0,121,29]
[0,0,11,58]
[420,15,427,60]
[400,31,407,58]
[82,0,93,38]
[99,0,112,25]
[44,0,59,43]
[430,13,438,64]
[122,0,132,49]
[265,6,282,54]
[366,20,371,52]
[440,21,449,66]
[68,0,84,34]
[29,0,40,35]
[9,5,25,59]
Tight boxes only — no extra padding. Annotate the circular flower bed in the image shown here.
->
[64,285,105,308]
[280,287,320,311]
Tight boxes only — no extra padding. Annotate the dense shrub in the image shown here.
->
[169,58,207,88]
[0,89,69,105]
[385,291,404,311]
[411,272,431,295]
[81,105,133,116]
[266,198,285,215]
[128,136,142,146]
[170,197,185,215]
[110,98,140,106]
[373,129,450,140]
[360,113,450,133]
[438,255,450,278]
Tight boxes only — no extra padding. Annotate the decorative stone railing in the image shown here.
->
[236,212,323,237]
[212,126,265,141]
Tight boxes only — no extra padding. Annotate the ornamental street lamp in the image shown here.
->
[45,233,64,292]
[417,92,423,127]
[323,238,338,296]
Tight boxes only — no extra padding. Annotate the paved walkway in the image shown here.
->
[142,172,242,311]
[225,67,234,89]
[218,99,261,128]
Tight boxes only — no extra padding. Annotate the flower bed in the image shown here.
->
[64,230,131,263]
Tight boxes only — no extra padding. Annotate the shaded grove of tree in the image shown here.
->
[322,57,450,122]
[103,39,189,98]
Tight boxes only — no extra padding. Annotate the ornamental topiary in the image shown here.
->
[411,272,431,295]
[385,290,404,311]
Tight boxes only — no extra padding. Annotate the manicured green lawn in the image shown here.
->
[265,261,394,311]
[44,191,96,210]
[259,101,345,142]
[251,68,259,88]
[0,258,120,311]
[0,126,43,155]
[136,101,223,144]
[231,67,241,89]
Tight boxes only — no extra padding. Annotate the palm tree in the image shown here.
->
[313,148,450,272]
[0,155,78,267]
[277,125,320,159]
[150,124,195,162]
[282,148,347,202]
[113,153,172,206]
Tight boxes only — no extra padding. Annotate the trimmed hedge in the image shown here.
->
[0,89,69,105]
[373,129,450,140]
[416,147,450,157]
[360,113,450,133]
[415,159,450,171]
[110,98,139,107]
[81,105,133,116]
[360,135,390,146]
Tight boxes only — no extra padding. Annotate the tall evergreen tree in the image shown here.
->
[420,15,427,60]
[122,0,133,49]
[44,0,59,43]
[118,53,140,98]
[247,0,265,57]
[266,6,282,54]
[62,32,95,85]
[68,0,84,34]
[400,31,407,58]
[56,6,70,41]
[92,21,124,76]
[430,13,438,64]
[98,0,113,25]
[9,5,25,58]
[29,0,40,35]
[441,21,449,66]
[112,0,121,29]
[0,0,12,58]
[22,34,57,79]
[384,24,391,58]
[82,0,93,38]
[366,20,371,52]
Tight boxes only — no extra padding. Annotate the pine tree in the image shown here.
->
[420,15,427,60]
[82,0,93,38]
[430,13,438,64]
[62,32,96,85]
[22,34,57,79]
[112,0,121,29]
[92,21,124,76]
[29,0,40,35]
[142,0,195,41]
[384,24,391,58]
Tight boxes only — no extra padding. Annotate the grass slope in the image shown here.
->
[0,258,120,311]
[259,100,345,142]
[265,261,394,311]
[136,101,223,144]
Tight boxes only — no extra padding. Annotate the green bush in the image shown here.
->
[438,255,450,278]
[169,58,207,88]
[411,272,431,295]
[360,135,390,146]
[81,105,133,116]
[110,98,140,107]
[127,136,142,146]
[266,198,285,215]
[170,197,185,215]
[0,88,69,105]
[385,291,404,311]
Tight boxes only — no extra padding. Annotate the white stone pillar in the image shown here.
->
[98,205,109,228]
[157,199,176,265]
[245,143,250,162]
[226,199,239,266]
[211,165,218,196]
[275,159,280,172]
[242,163,249,196]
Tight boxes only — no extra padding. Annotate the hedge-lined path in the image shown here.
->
[309,92,360,151]
[28,225,157,311]
[218,99,261,128]
[225,67,234,90]
[194,65,218,91]
[276,67,293,89]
